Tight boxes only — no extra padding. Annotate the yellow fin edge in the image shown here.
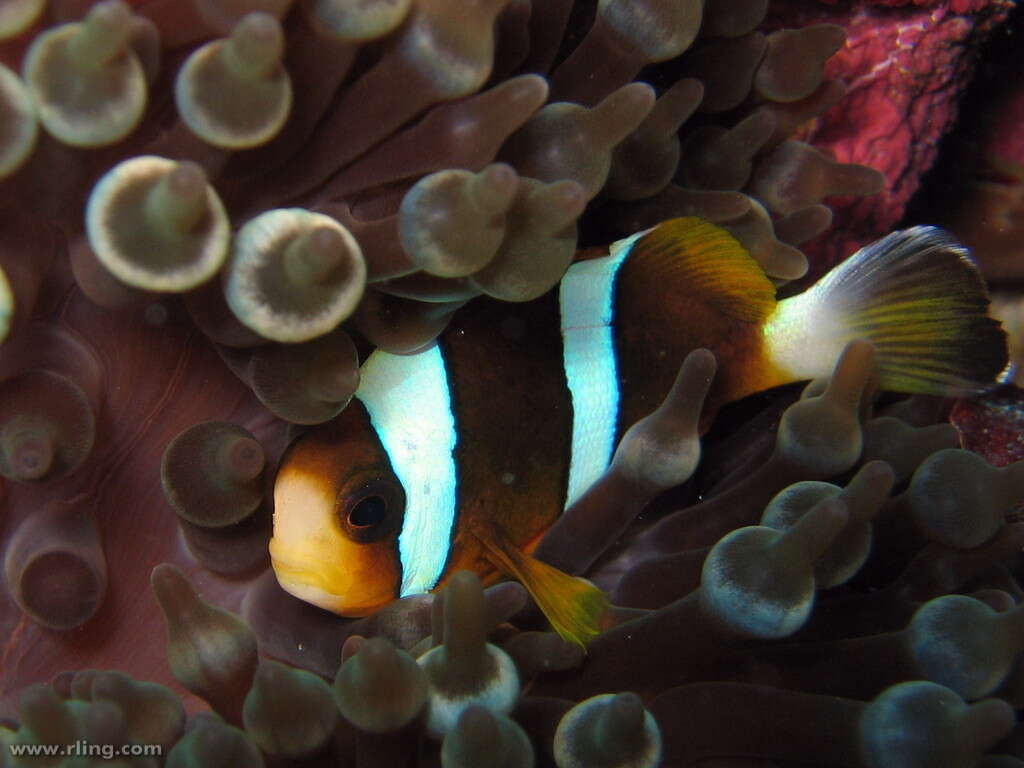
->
[475,533,611,648]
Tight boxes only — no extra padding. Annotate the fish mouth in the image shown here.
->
[275,575,359,616]
[269,553,389,617]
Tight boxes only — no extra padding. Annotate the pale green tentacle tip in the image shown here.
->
[597,0,703,63]
[175,11,292,149]
[418,641,520,740]
[312,0,413,41]
[860,681,1015,768]
[86,155,230,292]
[0,63,38,178]
[195,0,294,33]
[22,0,147,147]
[443,706,535,768]
[399,164,518,278]
[225,208,366,343]
[554,693,661,768]
[0,0,46,40]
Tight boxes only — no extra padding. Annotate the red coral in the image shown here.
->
[769,0,1015,274]
[815,0,997,11]
[951,386,1024,468]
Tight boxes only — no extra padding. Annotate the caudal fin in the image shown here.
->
[765,227,1008,396]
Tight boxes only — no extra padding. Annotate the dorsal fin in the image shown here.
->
[619,217,777,325]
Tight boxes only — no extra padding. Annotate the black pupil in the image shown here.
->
[349,495,387,527]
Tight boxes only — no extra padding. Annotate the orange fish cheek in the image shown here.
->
[328,538,402,616]
[270,502,402,617]
[270,534,401,616]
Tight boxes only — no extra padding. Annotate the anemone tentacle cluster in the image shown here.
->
[0,0,1022,766]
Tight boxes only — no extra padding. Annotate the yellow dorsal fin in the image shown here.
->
[620,217,777,324]
[475,532,610,648]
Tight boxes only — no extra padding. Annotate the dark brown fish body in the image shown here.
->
[270,218,1007,643]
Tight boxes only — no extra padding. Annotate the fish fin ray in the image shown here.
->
[768,226,1008,395]
[621,217,777,325]
[475,532,610,648]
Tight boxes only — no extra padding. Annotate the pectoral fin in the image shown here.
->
[476,531,611,648]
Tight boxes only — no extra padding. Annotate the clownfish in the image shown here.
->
[270,218,1007,645]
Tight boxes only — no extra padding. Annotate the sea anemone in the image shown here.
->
[1,0,1022,766]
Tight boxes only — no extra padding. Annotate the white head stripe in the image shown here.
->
[558,231,643,508]
[355,345,458,596]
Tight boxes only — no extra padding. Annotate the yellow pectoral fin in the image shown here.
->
[477,533,611,648]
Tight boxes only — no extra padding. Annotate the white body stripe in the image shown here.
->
[355,345,458,596]
[558,231,643,508]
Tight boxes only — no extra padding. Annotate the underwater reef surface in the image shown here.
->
[1,0,1023,766]
[768,0,1015,275]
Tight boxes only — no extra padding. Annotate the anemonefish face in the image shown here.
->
[271,343,465,616]
[270,404,407,616]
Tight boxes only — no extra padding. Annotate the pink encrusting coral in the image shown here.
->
[767,0,1015,275]
[0,0,1022,765]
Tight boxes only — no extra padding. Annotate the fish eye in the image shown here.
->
[348,494,387,528]
[338,476,404,543]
